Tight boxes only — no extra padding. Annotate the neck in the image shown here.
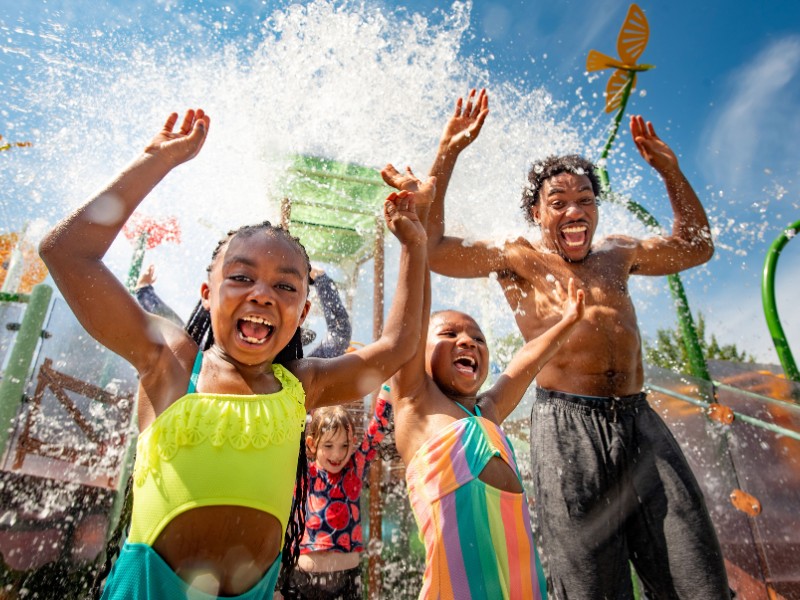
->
[448,393,479,413]
[206,344,274,384]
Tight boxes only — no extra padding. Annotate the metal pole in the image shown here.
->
[0,283,52,461]
[367,217,385,600]
[762,220,800,383]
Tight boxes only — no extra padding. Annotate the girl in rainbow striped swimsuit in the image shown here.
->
[380,163,586,600]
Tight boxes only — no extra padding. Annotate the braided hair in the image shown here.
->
[184,221,311,592]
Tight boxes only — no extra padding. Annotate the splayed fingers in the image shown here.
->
[147,108,211,166]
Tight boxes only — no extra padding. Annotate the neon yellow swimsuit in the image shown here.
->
[128,354,307,546]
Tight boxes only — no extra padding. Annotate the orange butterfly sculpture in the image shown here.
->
[586,4,654,113]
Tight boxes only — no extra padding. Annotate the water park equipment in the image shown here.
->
[762,220,800,384]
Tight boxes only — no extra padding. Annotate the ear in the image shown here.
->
[531,204,541,225]
[297,299,311,326]
[305,435,316,455]
[200,282,211,311]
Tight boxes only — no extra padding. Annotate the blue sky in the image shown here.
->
[1,0,799,367]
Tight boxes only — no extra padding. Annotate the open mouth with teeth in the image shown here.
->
[560,223,589,248]
[237,315,275,345]
[453,355,478,379]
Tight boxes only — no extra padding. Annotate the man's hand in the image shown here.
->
[630,115,679,176]
[384,190,427,247]
[440,88,489,155]
[381,165,436,210]
[144,108,210,167]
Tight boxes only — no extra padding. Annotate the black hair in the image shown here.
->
[184,221,311,590]
[520,154,601,225]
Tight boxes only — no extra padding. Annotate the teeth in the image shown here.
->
[241,315,273,326]
[238,331,268,345]
[562,225,587,233]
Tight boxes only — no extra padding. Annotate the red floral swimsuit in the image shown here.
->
[300,396,392,554]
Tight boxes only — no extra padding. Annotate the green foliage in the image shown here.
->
[644,312,755,374]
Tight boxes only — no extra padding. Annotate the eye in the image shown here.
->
[580,197,595,205]
[475,337,486,344]
[550,200,565,209]
[439,330,456,337]
[229,274,252,282]
[277,282,297,292]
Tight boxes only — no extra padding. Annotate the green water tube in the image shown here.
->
[762,220,800,383]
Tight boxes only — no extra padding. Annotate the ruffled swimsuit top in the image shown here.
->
[128,352,307,547]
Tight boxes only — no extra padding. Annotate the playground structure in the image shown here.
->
[1,4,799,599]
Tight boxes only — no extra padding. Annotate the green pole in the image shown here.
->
[596,73,710,384]
[762,220,800,383]
[0,283,53,459]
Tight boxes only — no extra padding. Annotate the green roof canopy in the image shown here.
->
[281,155,388,265]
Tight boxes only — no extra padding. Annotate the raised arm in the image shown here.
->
[383,90,505,278]
[299,189,429,410]
[39,110,209,371]
[308,268,351,358]
[487,278,585,423]
[353,394,393,478]
[628,115,714,276]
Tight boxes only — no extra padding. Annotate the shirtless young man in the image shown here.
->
[390,89,730,599]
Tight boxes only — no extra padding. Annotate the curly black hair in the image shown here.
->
[520,154,601,225]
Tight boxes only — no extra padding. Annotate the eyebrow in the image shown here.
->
[224,256,304,278]
[546,183,593,196]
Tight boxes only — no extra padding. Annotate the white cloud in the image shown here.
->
[702,36,800,189]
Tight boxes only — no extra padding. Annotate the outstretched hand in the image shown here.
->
[440,88,489,155]
[145,108,210,167]
[384,190,427,247]
[552,277,585,324]
[630,115,678,175]
[381,164,436,209]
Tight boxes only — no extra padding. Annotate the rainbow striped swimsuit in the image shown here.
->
[405,403,544,600]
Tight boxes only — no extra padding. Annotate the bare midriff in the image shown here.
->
[298,550,362,572]
[152,505,282,596]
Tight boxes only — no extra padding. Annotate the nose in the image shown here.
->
[248,282,275,305]
[565,201,586,219]
[457,333,477,348]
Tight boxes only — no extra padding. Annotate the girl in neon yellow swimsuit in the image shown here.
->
[40,109,432,599]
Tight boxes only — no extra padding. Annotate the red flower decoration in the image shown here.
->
[123,213,181,250]
[325,501,349,530]
[352,524,362,544]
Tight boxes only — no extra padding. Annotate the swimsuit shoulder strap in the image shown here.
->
[453,400,481,417]
[187,351,203,394]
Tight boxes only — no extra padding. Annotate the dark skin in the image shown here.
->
[380,164,585,492]
[408,90,713,397]
[40,110,428,595]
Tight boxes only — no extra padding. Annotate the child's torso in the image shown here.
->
[405,406,541,600]
[128,355,307,591]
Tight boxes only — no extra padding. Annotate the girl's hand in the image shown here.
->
[381,164,436,210]
[552,277,585,324]
[145,109,210,167]
[384,190,427,246]
[440,88,489,155]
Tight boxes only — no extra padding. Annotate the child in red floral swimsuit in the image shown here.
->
[283,391,392,599]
